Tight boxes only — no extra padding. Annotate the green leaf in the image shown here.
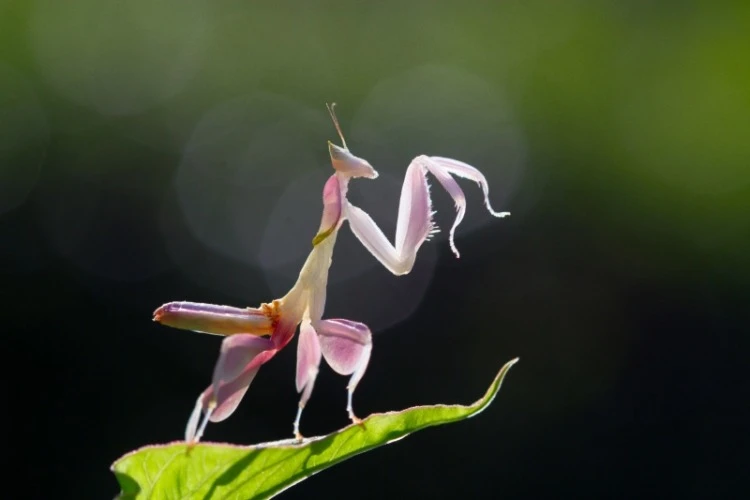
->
[112,358,518,500]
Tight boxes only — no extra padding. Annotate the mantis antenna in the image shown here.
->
[326,102,348,150]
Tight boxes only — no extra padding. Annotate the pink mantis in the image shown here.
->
[153,104,510,443]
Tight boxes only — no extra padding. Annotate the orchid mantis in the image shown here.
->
[153,104,510,443]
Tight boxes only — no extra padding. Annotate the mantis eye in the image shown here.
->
[328,141,379,179]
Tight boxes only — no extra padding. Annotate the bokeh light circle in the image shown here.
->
[174,94,326,270]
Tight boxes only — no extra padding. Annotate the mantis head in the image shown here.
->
[326,103,378,180]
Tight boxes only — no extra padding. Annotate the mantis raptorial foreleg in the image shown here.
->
[345,155,510,276]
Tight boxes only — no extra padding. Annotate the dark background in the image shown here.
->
[2,1,748,498]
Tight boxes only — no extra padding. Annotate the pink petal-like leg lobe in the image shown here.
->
[295,322,322,396]
[210,348,277,422]
[317,319,372,422]
[211,335,276,410]
[293,321,322,439]
[184,335,276,443]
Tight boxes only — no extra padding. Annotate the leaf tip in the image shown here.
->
[468,357,519,417]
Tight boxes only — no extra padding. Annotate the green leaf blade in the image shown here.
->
[112,358,518,500]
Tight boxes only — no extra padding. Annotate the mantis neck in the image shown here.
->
[281,230,339,326]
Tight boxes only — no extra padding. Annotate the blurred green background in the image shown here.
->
[2,0,748,498]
